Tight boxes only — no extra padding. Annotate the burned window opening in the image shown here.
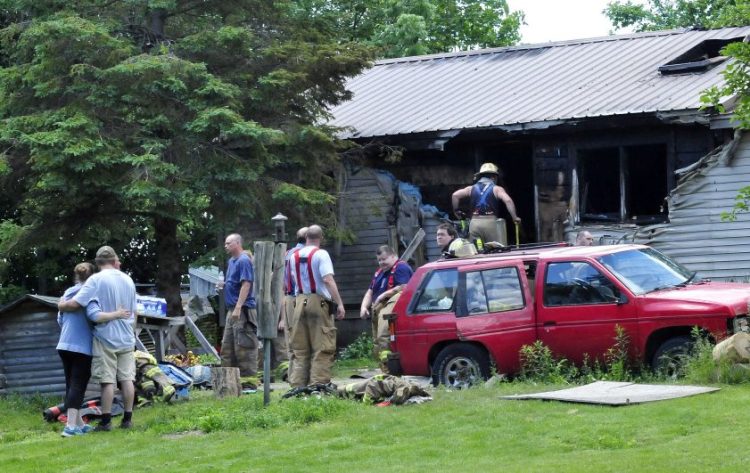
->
[578,144,668,224]
[659,37,743,74]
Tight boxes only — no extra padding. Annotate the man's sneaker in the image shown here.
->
[61,426,83,437]
[120,420,133,429]
[93,422,112,432]
[80,424,94,434]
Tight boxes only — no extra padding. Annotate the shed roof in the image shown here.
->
[330,27,750,139]
[0,294,58,313]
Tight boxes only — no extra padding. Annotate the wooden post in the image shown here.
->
[254,241,287,405]
[211,367,241,398]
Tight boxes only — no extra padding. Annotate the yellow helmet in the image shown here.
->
[475,162,499,178]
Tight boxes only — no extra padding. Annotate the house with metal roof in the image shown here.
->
[329,27,750,281]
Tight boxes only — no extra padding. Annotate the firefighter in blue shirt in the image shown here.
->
[359,245,413,369]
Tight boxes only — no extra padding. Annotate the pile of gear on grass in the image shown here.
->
[44,350,207,424]
[282,374,432,406]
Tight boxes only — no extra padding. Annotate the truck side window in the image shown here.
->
[543,262,619,306]
[463,267,525,316]
[413,269,458,313]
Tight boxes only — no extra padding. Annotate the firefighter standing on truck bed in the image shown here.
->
[451,162,521,248]
[287,225,346,388]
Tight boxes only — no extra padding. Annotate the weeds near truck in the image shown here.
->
[683,326,750,384]
[603,324,632,381]
[518,340,577,383]
[519,326,640,384]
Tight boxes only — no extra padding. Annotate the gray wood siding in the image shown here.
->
[0,301,66,396]
[331,167,393,305]
[637,133,750,281]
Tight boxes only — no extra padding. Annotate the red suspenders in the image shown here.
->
[284,248,300,295]
[373,261,405,290]
[293,247,320,295]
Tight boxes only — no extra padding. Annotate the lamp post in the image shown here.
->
[271,212,288,244]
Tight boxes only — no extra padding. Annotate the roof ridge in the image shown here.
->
[374,26,743,66]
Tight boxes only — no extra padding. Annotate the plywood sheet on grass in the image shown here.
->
[502,381,719,405]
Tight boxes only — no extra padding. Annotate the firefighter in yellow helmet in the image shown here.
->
[451,162,521,247]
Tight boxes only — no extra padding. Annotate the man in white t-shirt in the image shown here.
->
[287,225,345,387]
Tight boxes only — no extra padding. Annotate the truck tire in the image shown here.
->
[652,336,693,379]
[433,344,490,389]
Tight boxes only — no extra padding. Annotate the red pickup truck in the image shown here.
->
[385,244,750,387]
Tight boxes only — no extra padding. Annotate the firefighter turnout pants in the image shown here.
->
[469,215,507,246]
[221,305,259,377]
[370,291,402,365]
[289,293,337,387]
[283,294,296,373]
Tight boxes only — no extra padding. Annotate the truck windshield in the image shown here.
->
[596,248,692,295]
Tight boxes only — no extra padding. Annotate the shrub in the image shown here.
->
[518,340,577,384]
[338,331,374,361]
[602,324,632,381]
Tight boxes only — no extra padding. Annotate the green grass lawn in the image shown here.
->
[2,380,750,472]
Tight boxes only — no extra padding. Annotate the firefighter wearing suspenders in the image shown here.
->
[451,162,521,248]
[359,245,413,370]
[288,225,346,387]
[281,227,308,378]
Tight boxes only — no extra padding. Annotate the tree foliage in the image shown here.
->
[295,0,524,59]
[0,0,371,309]
[604,0,742,31]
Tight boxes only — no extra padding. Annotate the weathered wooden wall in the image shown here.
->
[332,166,395,306]
[0,297,67,396]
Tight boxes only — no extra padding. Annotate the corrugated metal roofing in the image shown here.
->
[331,27,750,139]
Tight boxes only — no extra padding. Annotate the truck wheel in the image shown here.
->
[433,344,490,389]
[652,336,693,379]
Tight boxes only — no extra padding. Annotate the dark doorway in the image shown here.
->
[484,142,535,243]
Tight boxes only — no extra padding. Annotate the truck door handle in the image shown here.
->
[543,321,556,327]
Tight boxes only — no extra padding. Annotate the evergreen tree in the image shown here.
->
[0,0,371,312]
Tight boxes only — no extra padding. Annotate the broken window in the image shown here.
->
[577,144,668,224]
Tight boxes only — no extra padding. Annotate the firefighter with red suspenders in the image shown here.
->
[280,226,308,377]
[359,245,413,370]
[288,225,345,387]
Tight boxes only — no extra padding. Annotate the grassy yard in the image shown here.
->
[2,376,750,473]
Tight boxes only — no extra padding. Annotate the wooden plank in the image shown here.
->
[5,384,67,395]
[184,316,220,359]
[1,351,59,365]
[5,373,64,384]
[0,336,60,349]
[5,365,65,380]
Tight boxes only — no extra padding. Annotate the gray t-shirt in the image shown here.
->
[74,268,136,350]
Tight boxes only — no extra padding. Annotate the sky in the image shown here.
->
[506,0,644,44]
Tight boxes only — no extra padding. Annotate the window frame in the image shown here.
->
[455,261,527,318]
[574,141,671,225]
[542,260,620,307]
[408,268,459,315]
